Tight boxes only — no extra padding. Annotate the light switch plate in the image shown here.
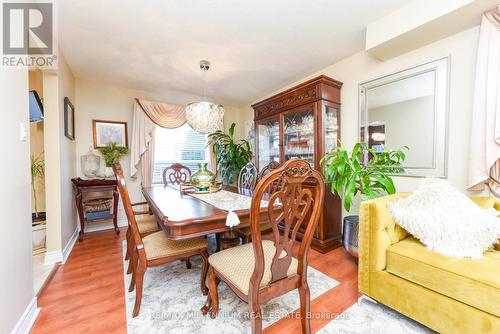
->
[20,122,27,141]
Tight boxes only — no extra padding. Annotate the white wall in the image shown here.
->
[0,69,35,333]
[75,79,248,223]
[250,26,482,203]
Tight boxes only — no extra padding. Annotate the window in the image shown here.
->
[152,123,208,184]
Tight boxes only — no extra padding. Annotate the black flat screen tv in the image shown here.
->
[29,90,44,122]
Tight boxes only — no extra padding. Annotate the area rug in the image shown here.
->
[122,240,339,333]
[318,297,435,334]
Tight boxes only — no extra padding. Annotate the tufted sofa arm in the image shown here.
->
[358,193,410,295]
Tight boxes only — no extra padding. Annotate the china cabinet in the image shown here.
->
[252,75,343,253]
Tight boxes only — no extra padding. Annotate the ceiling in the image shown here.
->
[59,0,411,106]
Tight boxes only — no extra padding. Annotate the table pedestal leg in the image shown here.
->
[220,230,240,249]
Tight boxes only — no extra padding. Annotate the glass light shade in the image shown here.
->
[185,101,224,134]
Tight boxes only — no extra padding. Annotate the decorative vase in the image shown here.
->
[342,215,359,261]
[191,162,215,191]
[81,146,100,178]
[104,166,114,178]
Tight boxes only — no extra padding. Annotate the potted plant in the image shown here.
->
[98,142,129,177]
[31,153,46,254]
[31,153,45,222]
[320,142,407,258]
[207,123,253,185]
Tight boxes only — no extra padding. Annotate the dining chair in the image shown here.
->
[236,161,283,244]
[124,202,158,274]
[162,163,192,186]
[113,163,209,317]
[237,162,258,191]
[201,159,325,334]
[258,160,281,181]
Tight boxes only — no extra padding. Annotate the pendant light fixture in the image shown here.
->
[186,60,224,134]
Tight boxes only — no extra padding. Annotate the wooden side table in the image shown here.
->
[71,178,120,241]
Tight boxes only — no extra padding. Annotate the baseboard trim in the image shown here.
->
[44,227,79,265]
[83,218,127,233]
[62,227,79,263]
[10,297,40,334]
[44,250,63,265]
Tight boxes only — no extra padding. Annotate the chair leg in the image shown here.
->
[200,274,212,315]
[299,283,311,334]
[126,238,135,275]
[128,248,138,292]
[207,267,219,319]
[132,262,146,318]
[250,300,263,334]
[124,227,131,260]
[200,250,209,295]
[185,258,192,269]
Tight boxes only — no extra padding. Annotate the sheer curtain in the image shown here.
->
[467,6,500,194]
[131,98,221,187]
[131,98,186,187]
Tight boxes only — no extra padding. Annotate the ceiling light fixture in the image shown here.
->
[186,60,224,134]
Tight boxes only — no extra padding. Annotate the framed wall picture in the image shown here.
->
[64,97,75,140]
[92,120,128,148]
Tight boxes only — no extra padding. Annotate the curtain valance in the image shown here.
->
[135,98,186,129]
[131,99,187,184]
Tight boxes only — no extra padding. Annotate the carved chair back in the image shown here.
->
[258,161,281,181]
[113,163,147,263]
[238,162,258,191]
[249,159,324,290]
[162,163,191,186]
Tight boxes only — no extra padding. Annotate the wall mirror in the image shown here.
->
[359,57,449,177]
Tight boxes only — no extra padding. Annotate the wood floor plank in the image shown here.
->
[31,228,358,334]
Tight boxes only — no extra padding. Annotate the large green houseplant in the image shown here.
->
[207,123,253,185]
[320,142,407,212]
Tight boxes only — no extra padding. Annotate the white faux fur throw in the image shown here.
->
[389,179,500,259]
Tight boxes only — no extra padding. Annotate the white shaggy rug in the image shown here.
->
[318,297,435,334]
[122,240,339,333]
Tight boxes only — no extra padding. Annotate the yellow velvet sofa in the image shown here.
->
[359,194,500,334]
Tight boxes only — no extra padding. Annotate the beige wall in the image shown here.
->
[0,68,34,333]
[75,79,248,223]
[249,26,481,207]
[29,70,46,213]
[44,52,78,253]
[58,55,78,248]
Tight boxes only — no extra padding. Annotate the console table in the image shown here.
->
[71,178,120,241]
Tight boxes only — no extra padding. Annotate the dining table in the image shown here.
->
[142,185,269,249]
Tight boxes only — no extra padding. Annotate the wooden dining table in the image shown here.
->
[142,185,265,249]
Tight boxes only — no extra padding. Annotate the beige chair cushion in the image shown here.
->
[136,214,159,234]
[143,232,208,260]
[208,240,297,295]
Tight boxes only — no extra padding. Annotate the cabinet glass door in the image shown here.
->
[257,118,280,169]
[325,105,339,152]
[284,108,315,166]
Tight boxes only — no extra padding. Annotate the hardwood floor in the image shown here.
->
[31,228,359,334]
